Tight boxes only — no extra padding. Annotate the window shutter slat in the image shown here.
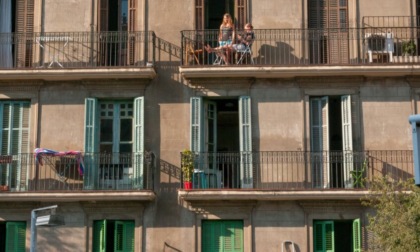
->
[195,0,204,30]
[314,221,335,252]
[133,97,144,189]
[341,95,354,188]
[84,98,99,189]
[353,219,361,252]
[190,97,203,153]
[123,221,135,252]
[239,96,253,188]
[93,220,106,252]
[5,221,26,252]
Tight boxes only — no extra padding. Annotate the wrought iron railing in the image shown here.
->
[0,31,155,69]
[180,151,414,190]
[181,27,420,66]
[0,152,154,192]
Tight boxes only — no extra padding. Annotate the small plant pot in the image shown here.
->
[0,185,9,191]
[184,181,192,190]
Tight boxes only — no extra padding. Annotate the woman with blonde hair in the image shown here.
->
[205,13,236,63]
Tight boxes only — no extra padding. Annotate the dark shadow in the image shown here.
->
[255,41,303,65]
[163,242,183,252]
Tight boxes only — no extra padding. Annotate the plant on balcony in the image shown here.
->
[402,40,416,56]
[181,149,194,189]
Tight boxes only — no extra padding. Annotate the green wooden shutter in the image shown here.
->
[310,97,330,188]
[314,220,335,252]
[341,95,353,188]
[133,97,144,189]
[6,221,26,252]
[114,221,135,252]
[223,221,244,252]
[352,219,361,252]
[93,220,107,252]
[202,220,244,252]
[239,96,253,188]
[84,98,99,189]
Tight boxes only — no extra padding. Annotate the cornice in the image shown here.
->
[189,77,255,88]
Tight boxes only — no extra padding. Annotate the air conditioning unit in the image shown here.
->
[365,32,394,62]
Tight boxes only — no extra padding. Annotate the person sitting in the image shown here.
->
[205,23,255,65]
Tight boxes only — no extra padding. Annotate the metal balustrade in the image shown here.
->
[0,31,155,69]
[181,27,420,66]
[0,152,154,192]
[180,151,414,190]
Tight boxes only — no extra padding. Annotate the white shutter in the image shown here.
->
[84,98,99,189]
[0,102,30,190]
[239,96,253,188]
[190,97,203,153]
[341,95,353,188]
[310,97,330,188]
[133,97,144,189]
[191,97,205,175]
[321,97,330,188]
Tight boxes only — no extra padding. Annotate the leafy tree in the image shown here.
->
[362,177,420,252]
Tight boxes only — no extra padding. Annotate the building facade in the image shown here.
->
[0,0,419,251]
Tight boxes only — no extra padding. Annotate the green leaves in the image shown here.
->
[363,177,420,251]
[181,149,194,182]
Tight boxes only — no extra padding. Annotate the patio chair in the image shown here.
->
[236,44,254,64]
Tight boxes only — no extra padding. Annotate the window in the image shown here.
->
[310,95,355,188]
[93,220,134,252]
[195,0,247,30]
[202,220,244,252]
[190,96,252,189]
[308,0,349,64]
[84,97,144,189]
[0,0,34,68]
[0,101,30,190]
[313,219,361,252]
[98,0,136,66]
[0,221,26,252]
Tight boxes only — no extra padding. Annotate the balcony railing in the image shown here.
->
[180,151,414,190]
[0,31,155,69]
[0,152,154,192]
[181,27,420,66]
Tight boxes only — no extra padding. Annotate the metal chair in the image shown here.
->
[236,44,254,64]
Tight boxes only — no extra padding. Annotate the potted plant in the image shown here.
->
[402,40,416,56]
[181,149,194,189]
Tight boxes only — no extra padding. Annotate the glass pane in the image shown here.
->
[121,0,128,32]
[120,119,132,141]
[100,119,113,142]
[100,144,113,153]
[119,144,132,153]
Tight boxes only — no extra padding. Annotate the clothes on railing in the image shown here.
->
[34,148,84,175]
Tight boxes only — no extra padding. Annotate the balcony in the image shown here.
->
[179,151,414,201]
[0,31,156,80]
[0,152,155,202]
[180,26,420,79]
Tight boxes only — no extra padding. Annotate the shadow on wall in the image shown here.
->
[255,41,302,65]
[163,242,182,252]
[158,159,181,193]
